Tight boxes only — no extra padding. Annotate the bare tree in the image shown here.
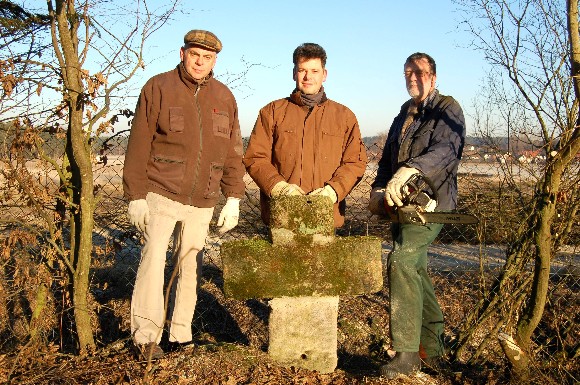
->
[0,0,180,354]
[453,0,580,381]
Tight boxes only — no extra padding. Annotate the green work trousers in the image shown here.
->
[388,222,444,357]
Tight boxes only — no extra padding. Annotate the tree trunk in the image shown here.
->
[498,332,527,383]
[68,100,96,353]
[496,169,560,380]
[52,0,96,353]
[454,2,580,376]
[506,1,580,378]
[569,0,580,100]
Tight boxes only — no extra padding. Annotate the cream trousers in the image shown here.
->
[131,192,214,344]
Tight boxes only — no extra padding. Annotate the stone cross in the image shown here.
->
[221,195,383,373]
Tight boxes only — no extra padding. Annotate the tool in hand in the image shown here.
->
[370,174,478,225]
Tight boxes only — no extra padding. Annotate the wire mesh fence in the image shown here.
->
[0,132,578,382]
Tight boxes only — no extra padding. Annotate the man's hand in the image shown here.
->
[128,199,149,232]
[271,181,305,197]
[385,166,420,207]
[309,185,338,203]
[217,197,240,234]
[368,187,387,215]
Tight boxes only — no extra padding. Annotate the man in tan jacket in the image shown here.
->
[243,43,367,227]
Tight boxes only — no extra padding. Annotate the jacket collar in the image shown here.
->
[177,63,213,92]
[400,89,439,119]
[289,87,328,107]
[417,89,439,115]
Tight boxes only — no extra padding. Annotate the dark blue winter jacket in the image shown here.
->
[372,90,465,211]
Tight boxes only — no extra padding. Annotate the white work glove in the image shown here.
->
[270,181,305,197]
[217,197,240,234]
[368,187,387,215]
[128,199,149,232]
[309,185,338,203]
[385,166,420,207]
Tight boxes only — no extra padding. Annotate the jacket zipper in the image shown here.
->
[190,85,203,205]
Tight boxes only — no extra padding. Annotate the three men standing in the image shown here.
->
[123,31,465,381]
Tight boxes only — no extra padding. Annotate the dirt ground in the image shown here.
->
[1,156,577,384]
[0,342,463,385]
[0,302,504,385]
[0,257,527,385]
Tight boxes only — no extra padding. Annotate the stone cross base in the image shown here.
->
[268,296,339,374]
[220,196,383,374]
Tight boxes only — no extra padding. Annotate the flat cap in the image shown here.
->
[183,30,222,53]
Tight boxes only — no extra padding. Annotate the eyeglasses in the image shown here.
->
[404,70,431,78]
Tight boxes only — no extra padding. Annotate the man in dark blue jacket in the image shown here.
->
[370,52,465,379]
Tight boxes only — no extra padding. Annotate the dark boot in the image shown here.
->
[421,356,447,375]
[165,340,196,353]
[135,342,164,361]
[380,351,421,379]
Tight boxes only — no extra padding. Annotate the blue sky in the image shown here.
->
[125,1,487,137]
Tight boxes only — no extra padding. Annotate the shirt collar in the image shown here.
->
[418,89,439,112]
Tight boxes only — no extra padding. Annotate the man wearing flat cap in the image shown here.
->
[123,29,244,359]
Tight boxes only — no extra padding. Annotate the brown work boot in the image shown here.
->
[136,342,164,361]
[379,351,421,379]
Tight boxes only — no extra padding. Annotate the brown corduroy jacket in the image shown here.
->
[123,64,245,207]
[243,89,368,227]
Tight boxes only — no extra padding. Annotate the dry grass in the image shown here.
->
[0,152,578,384]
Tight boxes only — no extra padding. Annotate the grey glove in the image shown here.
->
[385,166,420,207]
[128,199,149,232]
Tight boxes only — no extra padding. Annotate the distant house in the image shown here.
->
[498,153,512,164]
[462,144,499,162]
[517,149,544,164]
[463,145,482,161]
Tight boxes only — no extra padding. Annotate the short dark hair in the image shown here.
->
[293,43,327,68]
[405,52,436,75]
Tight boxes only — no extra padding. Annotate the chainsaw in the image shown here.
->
[370,174,478,225]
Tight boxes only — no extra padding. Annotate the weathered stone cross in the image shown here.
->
[221,195,383,373]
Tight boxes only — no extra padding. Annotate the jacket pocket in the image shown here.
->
[204,162,224,199]
[321,129,343,164]
[212,110,231,138]
[147,154,185,194]
[169,107,184,133]
[409,126,434,156]
[273,128,296,178]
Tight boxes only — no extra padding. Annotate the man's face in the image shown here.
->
[293,58,327,95]
[180,45,217,81]
[404,58,436,102]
